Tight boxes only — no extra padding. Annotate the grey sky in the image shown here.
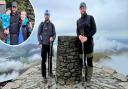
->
[0,0,128,46]
[30,0,128,39]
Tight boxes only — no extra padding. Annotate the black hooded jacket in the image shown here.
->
[77,13,96,41]
[76,13,96,54]
[9,12,20,34]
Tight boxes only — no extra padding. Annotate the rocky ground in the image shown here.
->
[2,61,128,89]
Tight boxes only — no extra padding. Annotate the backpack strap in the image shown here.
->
[50,22,54,34]
[40,22,44,34]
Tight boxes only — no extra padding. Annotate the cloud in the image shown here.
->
[30,0,128,41]
[94,36,128,53]
[0,71,19,82]
[1,0,128,49]
[0,0,128,47]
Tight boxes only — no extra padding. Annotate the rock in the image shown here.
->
[118,82,128,89]
[98,83,117,89]
[102,66,116,75]
[94,63,103,69]
[113,73,127,82]
[2,82,20,89]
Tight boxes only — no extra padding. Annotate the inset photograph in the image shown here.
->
[0,0,35,45]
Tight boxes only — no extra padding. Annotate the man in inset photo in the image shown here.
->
[38,10,56,82]
[76,2,97,86]
[9,1,20,45]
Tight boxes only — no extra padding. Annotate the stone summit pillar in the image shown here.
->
[56,36,82,85]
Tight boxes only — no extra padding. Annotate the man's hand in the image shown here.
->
[50,37,53,42]
[39,44,42,48]
[4,29,9,34]
[79,35,88,43]
[79,35,83,41]
[82,36,88,43]
[29,22,32,29]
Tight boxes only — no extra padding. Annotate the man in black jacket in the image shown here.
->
[76,2,96,86]
[38,10,56,82]
[9,2,20,45]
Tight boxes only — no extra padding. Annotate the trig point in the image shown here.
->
[56,36,82,85]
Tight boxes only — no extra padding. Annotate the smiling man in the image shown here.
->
[9,1,20,45]
[76,2,97,86]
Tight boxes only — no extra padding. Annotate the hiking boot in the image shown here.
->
[48,73,55,78]
[87,67,93,82]
[82,82,86,87]
[42,77,47,83]
[86,80,92,87]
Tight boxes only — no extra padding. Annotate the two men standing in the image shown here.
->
[38,2,96,86]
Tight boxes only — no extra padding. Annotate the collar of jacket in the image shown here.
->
[81,13,87,18]
[44,20,51,24]
[11,11,19,16]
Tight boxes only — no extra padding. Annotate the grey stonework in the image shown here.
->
[56,36,82,85]
[0,4,6,14]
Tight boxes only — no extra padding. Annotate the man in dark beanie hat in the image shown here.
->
[76,2,96,86]
[38,10,56,82]
[9,1,20,45]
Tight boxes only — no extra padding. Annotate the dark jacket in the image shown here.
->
[76,13,96,54]
[38,21,56,45]
[19,20,31,41]
[9,12,20,45]
[77,13,96,40]
[9,12,20,34]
